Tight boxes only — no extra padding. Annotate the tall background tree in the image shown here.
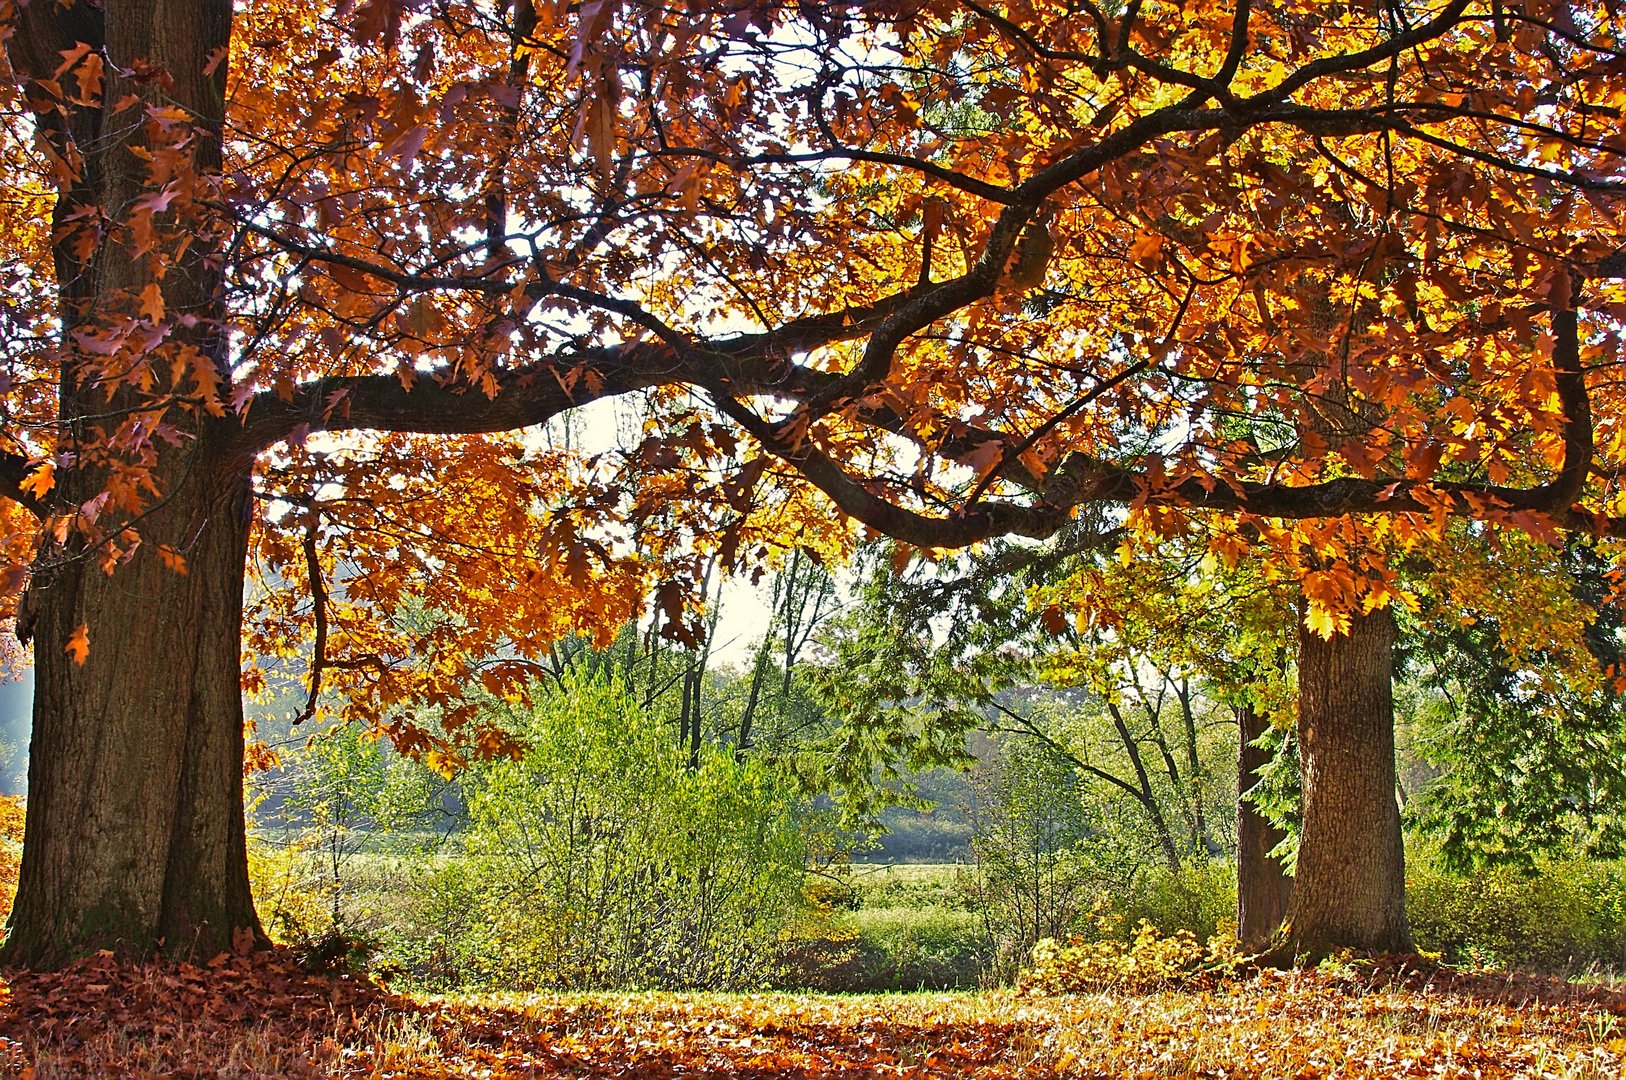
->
[1,0,1625,965]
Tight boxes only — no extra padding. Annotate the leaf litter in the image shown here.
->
[0,949,1622,1078]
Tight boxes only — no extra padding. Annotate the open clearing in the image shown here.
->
[0,951,1622,1078]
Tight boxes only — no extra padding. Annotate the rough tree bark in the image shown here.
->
[7,447,260,966]
[1272,605,1412,960]
[0,0,260,966]
[1235,702,1292,950]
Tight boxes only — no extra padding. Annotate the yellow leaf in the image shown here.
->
[1304,604,1348,641]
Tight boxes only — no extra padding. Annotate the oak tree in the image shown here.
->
[2,0,1626,965]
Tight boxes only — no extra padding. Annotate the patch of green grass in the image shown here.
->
[849,862,968,911]
[843,904,990,990]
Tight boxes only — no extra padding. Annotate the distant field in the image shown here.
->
[848,862,966,882]
[845,862,967,912]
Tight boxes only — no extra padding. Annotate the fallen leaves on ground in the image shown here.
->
[1,950,1622,1078]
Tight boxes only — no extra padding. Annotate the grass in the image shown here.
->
[848,862,969,910]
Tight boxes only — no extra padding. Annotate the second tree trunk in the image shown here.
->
[1236,702,1292,949]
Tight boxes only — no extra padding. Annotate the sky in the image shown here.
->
[0,668,30,794]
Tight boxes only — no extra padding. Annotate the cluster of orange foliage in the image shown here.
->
[2,0,1625,737]
[0,796,19,927]
[0,951,1621,1078]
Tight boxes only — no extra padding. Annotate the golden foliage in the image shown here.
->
[2,0,1626,743]
[1023,915,1241,994]
[0,795,20,926]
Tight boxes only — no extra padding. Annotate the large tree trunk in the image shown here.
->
[1,0,258,967]
[1274,604,1411,960]
[4,446,261,966]
[1235,702,1292,950]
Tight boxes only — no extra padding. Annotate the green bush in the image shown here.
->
[846,905,990,990]
[381,678,809,991]
[1113,860,1237,945]
[1407,844,1626,971]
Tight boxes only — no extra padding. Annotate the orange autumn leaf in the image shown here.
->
[18,462,52,500]
[64,624,88,665]
[157,544,187,575]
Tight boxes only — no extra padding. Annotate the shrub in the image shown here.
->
[1407,844,1626,971]
[962,742,1106,978]
[771,918,867,992]
[1114,860,1237,945]
[1022,916,1230,994]
[246,832,330,944]
[391,677,809,991]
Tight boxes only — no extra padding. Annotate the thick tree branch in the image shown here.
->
[708,391,1068,547]
[0,452,45,518]
[1214,0,1252,88]
[1550,305,1592,512]
[232,274,941,453]
[235,345,667,451]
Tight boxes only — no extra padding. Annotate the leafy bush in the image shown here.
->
[389,677,809,991]
[0,795,22,924]
[246,832,330,944]
[1114,860,1238,945]
[1407,844,1626,971]
[1023,917,1229,994]
[962,740,1107,976]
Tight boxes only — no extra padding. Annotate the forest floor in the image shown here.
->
[0,949,1622,1079]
